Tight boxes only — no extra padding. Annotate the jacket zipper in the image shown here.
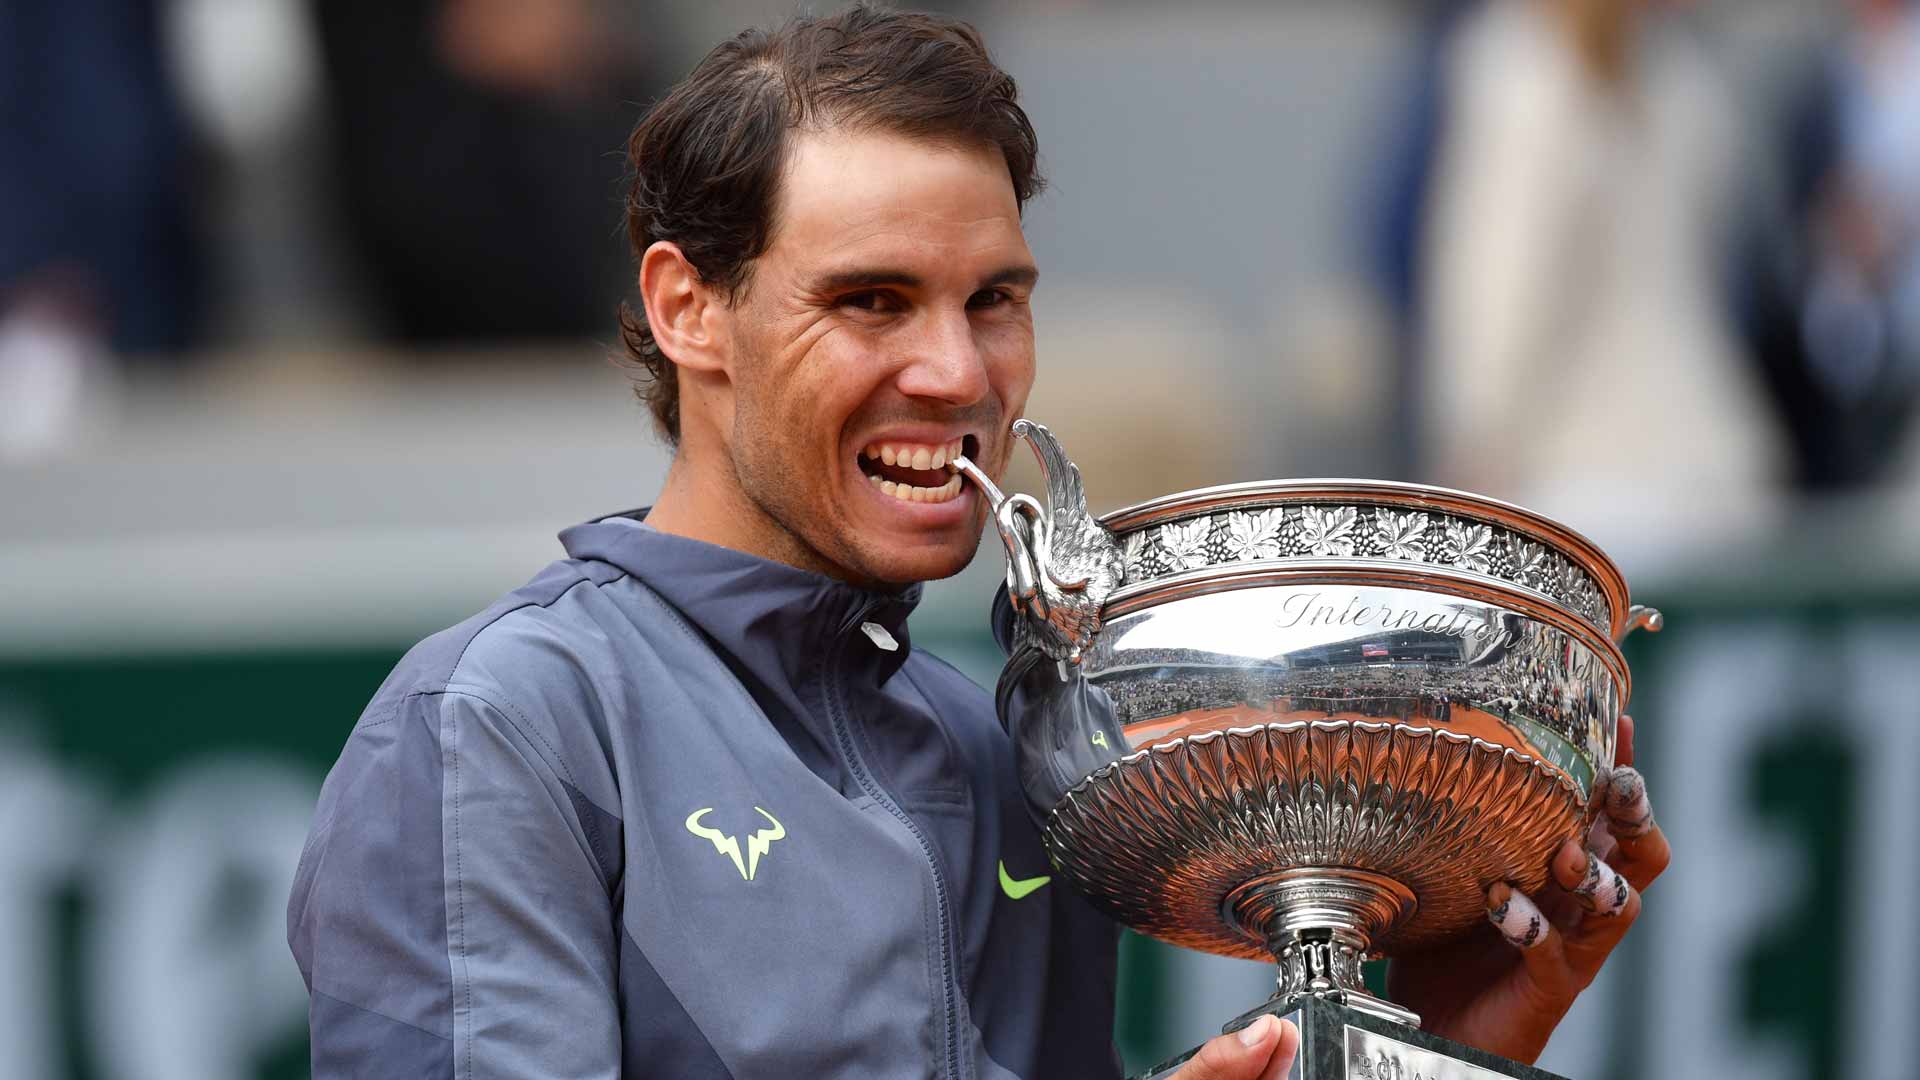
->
[826,605,963,1080]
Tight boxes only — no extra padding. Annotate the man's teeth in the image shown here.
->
[868,473,965,503]
[859,438,968,504]
[860,438,965,472]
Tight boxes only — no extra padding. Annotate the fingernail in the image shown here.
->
[1239,1014,1274,1048]
[1579,847,1601,894]
[1552,840,1589,889]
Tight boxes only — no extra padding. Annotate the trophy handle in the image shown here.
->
[1616,604,1664,644]
[951,420,1126,665]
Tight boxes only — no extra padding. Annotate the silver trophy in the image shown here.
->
[954,421,1659,1080]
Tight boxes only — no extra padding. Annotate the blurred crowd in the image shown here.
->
[1368,0,1920,513]
[4,0,1918,509]
[1,0,665,455]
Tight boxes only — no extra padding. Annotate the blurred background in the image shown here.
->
[3,0,1917,1077]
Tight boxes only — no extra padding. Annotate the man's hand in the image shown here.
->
[1165,1015,1300,1080]
[1386,715,1671,1064]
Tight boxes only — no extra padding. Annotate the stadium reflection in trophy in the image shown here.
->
[953,421,1661,1080]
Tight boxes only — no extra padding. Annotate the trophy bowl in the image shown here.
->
[967,421,1657,1033]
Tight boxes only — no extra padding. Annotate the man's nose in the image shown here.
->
[894,308,990,406]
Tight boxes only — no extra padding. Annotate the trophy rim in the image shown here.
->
[1096,477,1633,640]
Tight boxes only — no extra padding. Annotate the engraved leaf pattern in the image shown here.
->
[1551,560,1585,606]
[1512,539,1550,587]
[1444,519,1494,572]
[1122,529,1151,573]
[1117,498,1610,637]
[1375,509,1428,561]
[1576,583,1605,626]
[1158,517,1213,571]
[1299,506,1358,557]
[1551,557,1582,599]
[1225,508,1286,562]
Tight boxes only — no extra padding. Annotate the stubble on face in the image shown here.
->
[711,128,1038,588]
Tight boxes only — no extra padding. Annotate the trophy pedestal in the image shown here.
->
[1134,997,1570,1080]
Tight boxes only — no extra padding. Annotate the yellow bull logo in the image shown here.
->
[684,807,786,881]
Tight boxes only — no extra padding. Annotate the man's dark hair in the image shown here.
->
[618,3,1044,443]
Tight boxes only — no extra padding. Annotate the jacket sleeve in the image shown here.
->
[288,686,620,1079]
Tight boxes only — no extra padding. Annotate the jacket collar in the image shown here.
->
[557,511,922,692]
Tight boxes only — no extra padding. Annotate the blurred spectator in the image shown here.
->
[1417,0,1777,519]
[309,0,663,346]
[0,0,203,456]
[1738,0,1920,492]
[1362,0,1481,478]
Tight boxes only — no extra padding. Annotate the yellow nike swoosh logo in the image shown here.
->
[998,859,1050,900]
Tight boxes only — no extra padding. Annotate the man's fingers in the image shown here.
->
[1546,841,1639,927]
[1257,1016,1302,1080]
[1543,842,1642,977]
[1616,714,1636,768]
[1494,746,1662,999]
[1170,1015,1300,1080]
[1556,844,1632,918]
[1485,882,1576,998]
[1601,766,1671,889]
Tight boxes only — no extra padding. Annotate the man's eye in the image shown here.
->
[968,289,1011,309]
[840,291,895,313]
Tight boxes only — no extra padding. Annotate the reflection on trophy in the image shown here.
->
[955,421,1661,1080]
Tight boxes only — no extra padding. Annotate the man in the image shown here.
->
[287,7,1669,1078]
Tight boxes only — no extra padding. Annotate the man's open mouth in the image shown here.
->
[856,435,979,503]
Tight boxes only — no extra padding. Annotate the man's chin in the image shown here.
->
[856,533,984,589]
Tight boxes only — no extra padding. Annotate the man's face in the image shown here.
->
[716,128,1037,587]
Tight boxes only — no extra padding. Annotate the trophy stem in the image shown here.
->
[1222,867,1423,1030]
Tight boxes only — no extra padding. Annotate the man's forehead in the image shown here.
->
[767,128,1030,271]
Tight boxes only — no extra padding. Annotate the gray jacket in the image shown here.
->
[287,513,1122,1079]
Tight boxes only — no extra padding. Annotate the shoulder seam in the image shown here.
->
[366,566,633,731]
[445,568,629,692]
[349,572,603,723]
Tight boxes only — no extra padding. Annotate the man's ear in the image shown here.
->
[639,241,729,373]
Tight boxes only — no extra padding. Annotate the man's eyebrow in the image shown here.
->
[810,268,924,293]
[808,265,1039,294]
[982,265,1040,289]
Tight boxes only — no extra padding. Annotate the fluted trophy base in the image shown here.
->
[1134,997,1571,1080]
[1223,867,1422,1029]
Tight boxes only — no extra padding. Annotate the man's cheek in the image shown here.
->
[984,327,1036,402]
[992,359,1035,425]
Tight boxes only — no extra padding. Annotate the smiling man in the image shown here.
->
[638,122,1032,586]
[287,6,1663,1079]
